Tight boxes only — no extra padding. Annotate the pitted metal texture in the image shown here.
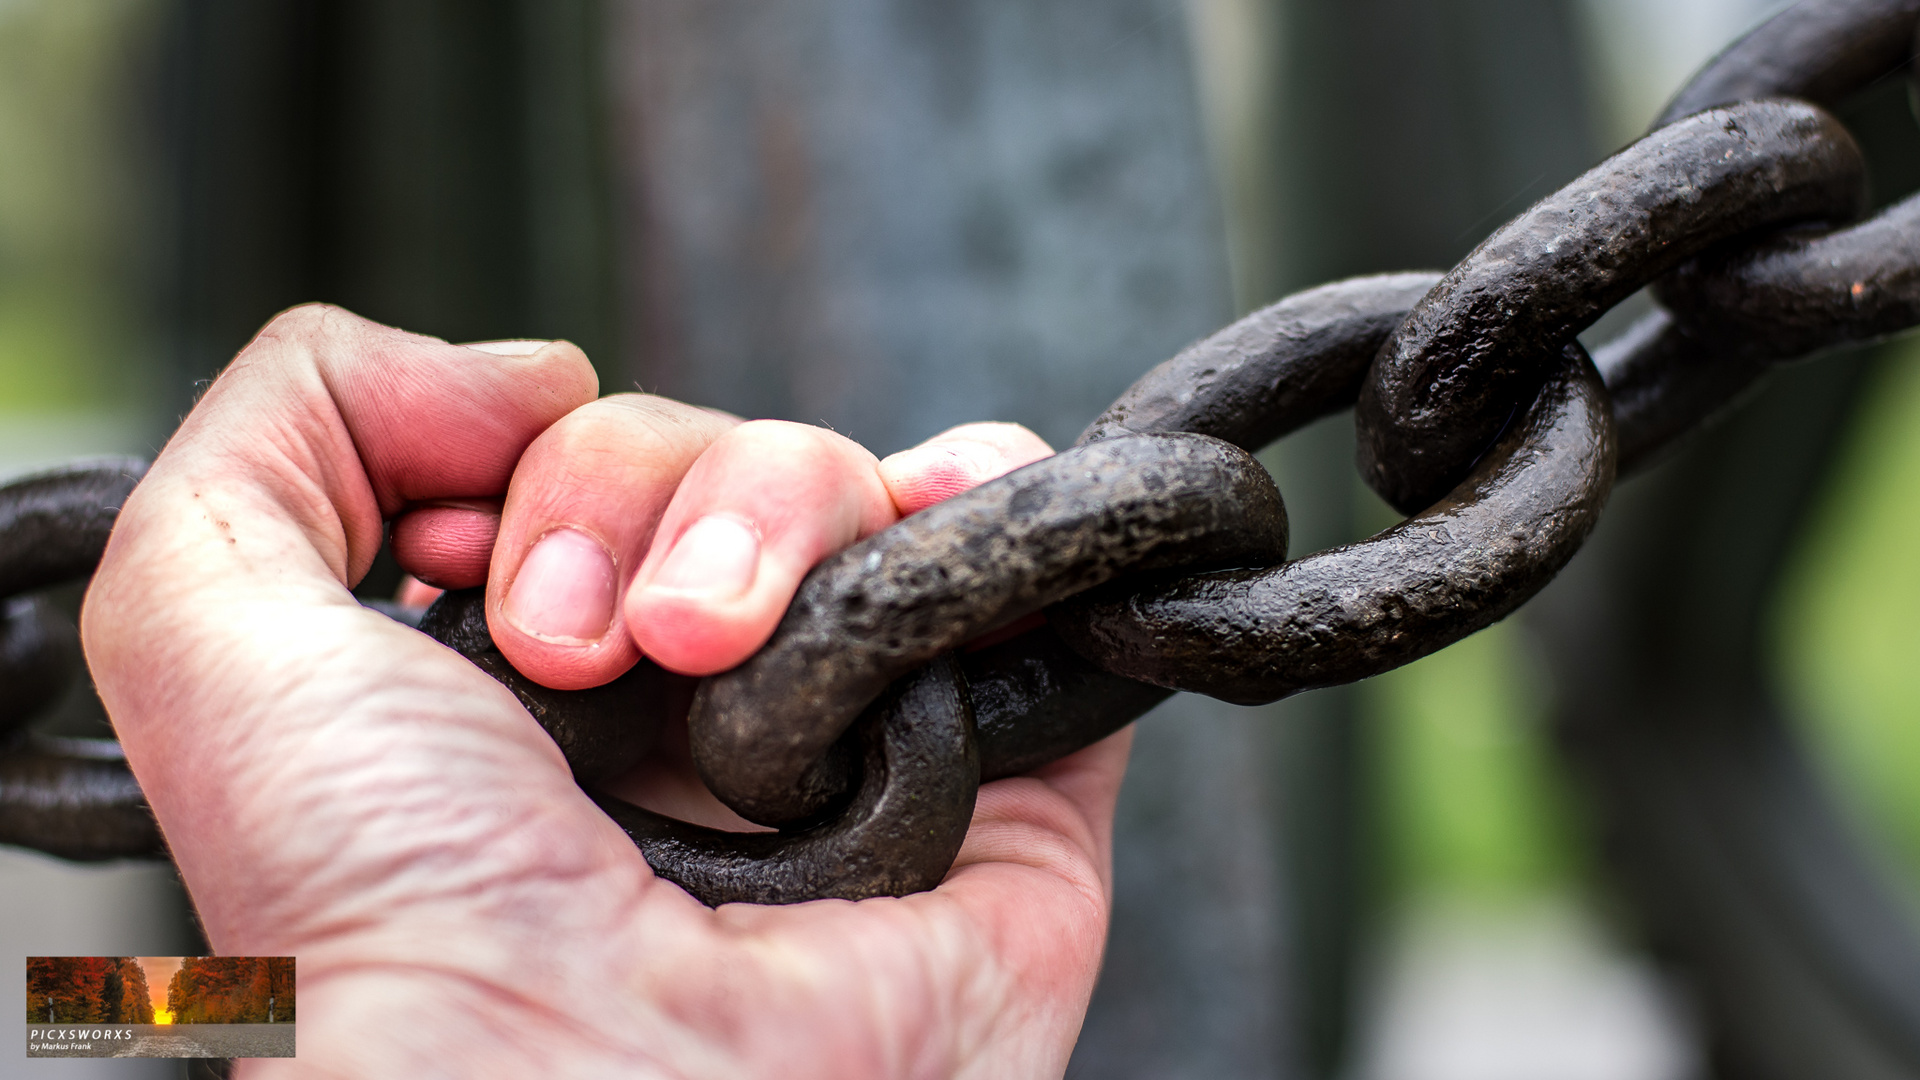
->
[1596,0,1920,473]
[417,588,675,785]
[1057,347,1613,702]
[0,460,159,861]
[1080,273,1444,449]
[596,657,979,906]
[690,431,1288,828]
[1356,99,1863,514]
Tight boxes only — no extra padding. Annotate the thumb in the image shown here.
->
[82,304,605,949]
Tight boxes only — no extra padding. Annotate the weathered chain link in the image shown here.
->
[694,432,1288,829]
[0,459,158,860]
[1358,99,1858,511]
[5,0,1920,907]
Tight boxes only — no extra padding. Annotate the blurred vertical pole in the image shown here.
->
[1184,5,1354,1074]
[518,2,620,365]
[611,1,1229,455]
[609,5,1300,1077]
[160,0,332,420]
[154,0,617,968]
[1243,1,1596,1075]
[160,0,616,596]
[160,0,617,426]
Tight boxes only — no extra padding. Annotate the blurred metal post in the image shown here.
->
[607,4,1303,1077]
[611,1,1228,455]
[161,0,617,421]
[160,0,616,604]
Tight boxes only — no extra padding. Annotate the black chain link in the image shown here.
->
[0,459,158,860]
[5,0,1920,915]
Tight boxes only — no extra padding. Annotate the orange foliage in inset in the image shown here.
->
[25,957,155,1024]
[165,957,294,1024]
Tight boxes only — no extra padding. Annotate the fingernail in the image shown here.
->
[647,515,760,599]
[465,339,553,357]
[503,528,617,643]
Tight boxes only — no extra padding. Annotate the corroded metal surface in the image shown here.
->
[690,432,1288,827]
[414,592,981,908]
[0,462,156,861]
[1080,272,1443,449]
[964,626,1170,782]
[1659,197,1920,358]
[417,588,673,784]
[1604,195,1920,475]
[597,657,978,906]
[1597,0,1920,473]
[1356,100,1862,513]
[1058,347,1613,702]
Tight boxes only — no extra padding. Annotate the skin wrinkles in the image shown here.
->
[197,649,581,928]
[73,302,1116,1078]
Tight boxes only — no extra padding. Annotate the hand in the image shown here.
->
[82,305,1129,1078]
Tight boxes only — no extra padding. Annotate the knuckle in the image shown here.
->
[240,303,363,365]
[258,302,346,340]
[724,419,850,466]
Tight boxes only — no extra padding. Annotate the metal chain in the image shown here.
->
[0,459,158,860]
[5,0,1920,911]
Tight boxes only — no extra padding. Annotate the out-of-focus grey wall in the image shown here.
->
[610,0,1230,456]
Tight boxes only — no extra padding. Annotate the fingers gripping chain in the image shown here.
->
[596,657,980,906]
[688,432,1289,829]
[8,0,1920,908]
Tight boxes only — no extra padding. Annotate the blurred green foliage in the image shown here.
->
[0,0,158,413]
[1778,336,1920,898]
[1374,331,1920,911]
[1370,621,1584,902]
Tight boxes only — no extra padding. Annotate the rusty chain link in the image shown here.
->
[5,0,1920,910]
[0,458,159,860]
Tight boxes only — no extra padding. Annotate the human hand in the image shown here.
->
[82,305,1131,1078]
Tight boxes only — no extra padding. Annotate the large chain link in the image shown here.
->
[0,459,158,860]
[6,0,1920,908]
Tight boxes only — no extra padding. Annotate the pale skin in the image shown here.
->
[81,305,1132,1078]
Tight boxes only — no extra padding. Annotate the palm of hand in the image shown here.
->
[82,306,1124,1079]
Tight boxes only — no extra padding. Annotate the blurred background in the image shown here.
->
[2,1,1919,1077]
